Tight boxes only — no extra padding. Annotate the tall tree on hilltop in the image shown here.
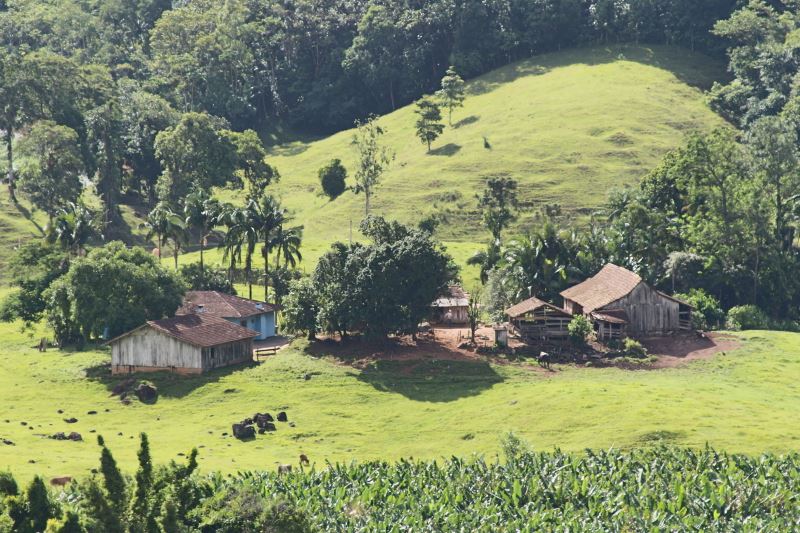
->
[437,66,466,125]
[352,115,394,216]
[414,97,445,152]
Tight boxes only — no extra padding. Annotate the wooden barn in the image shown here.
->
[505,297,572,341]
[108,314,259,375]
[560,264,692,340]
[430,285,470,325]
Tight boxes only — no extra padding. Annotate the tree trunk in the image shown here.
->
[157,235,162,260]
[173,243,179,269]
[5,129,16,203]
[365,189,371,216]
[199,232,205,278]
[263,243,270,301]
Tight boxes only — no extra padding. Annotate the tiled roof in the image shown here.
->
[177,291,277,319]
[109,314,259,348]
[560,264,642,313]
[505,297,570,318]
[591,309,629,324]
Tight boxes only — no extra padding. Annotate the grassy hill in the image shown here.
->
[0,311,798,481]
[238,45,726,243]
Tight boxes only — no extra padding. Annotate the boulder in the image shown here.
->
[277,411,288,422]
[68,432,82,441]
[232,423,255,440]
[264,422,276,432]
[63,418,78,424]
[51,432,67,441]
[254,413,273,427]
[134,383,158,403]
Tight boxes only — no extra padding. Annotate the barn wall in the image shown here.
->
[605,283,680,335]
[111,328,201,373]
[200,339,253,370]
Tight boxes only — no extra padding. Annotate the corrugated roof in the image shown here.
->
[109,314,259,348]
[505,297,570,318]
[177,291,277,319]
[560,264,642,313]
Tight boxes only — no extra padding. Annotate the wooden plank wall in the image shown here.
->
[111,328,201,369]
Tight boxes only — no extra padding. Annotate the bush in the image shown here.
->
[318,159,347,200]
[675,289,724,330]
[568,315,592,345]
[0,471,18,497]
[726,305,769,331]
[179,263,236,294]
[622,338,647,358]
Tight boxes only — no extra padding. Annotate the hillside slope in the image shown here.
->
[235,45,726,248]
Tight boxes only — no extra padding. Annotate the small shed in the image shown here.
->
[560,264,693,340]
[505,296,573,340]
[177,291,278,340]
[430,286,470,325]
[108,314,259,375]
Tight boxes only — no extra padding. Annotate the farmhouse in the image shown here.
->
[177,291,278,340]
[430,285,470,325]
[505,297,572,341]
[109,314,259,375]
[560,264,692,340]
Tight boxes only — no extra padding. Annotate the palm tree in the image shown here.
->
[142,202,183,262]
[218,203,244,289]
[272,224,303,269]
[184,189,221,277]
[225,202,261,299]
[46,202,98,257]
[251,194,287,301]
[166,219,189,269]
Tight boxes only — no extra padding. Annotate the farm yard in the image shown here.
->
[1,312,799,483]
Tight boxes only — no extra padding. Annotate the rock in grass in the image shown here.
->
[232,424,255,440]
[63,418,78,424]
[134,383,158,403]
[277,411,288,422]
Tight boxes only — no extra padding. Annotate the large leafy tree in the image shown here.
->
[17,120,84,220]
[0,242,69,327]
[153,112,237,205]
[44,242,185,343]
[0,50,38,202]
[229,129,279,200]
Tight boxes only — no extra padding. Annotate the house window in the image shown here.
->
[240,320,247,327]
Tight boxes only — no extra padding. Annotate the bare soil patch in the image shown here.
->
[641,333,740,369]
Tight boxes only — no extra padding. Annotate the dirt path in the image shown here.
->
[641,333,740,369]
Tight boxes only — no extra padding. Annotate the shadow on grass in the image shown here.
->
[12,201,44,235]
[303,336,504,402]
[453,115,480,128]
[429,143,462,157]
[84,360,261,399]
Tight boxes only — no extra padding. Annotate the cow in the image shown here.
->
[299,454,310,466]
[50,476,72,487]
[277,464,292,475]
[537,351,551,370]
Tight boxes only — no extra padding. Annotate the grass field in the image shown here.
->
[1,307,798,482]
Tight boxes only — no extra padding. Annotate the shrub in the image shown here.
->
[0,471,18,496]
[726,305,769,331]
[318,159,347,200]
[622,338,647,358]
[675,289,724,330]
[568,315,593,345]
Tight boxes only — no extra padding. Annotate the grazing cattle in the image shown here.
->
[38,338,47,352]
[299,454,310,466]
[50,476,72,487]
[277,464,292,475]
[537,351,551,370]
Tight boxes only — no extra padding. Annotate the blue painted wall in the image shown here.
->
[225,312,276,340]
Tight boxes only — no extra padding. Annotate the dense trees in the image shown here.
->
[0,0,737,137]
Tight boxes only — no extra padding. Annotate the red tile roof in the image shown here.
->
[109,314,258,348]
[560,264,642,313]
[177,291,277,319]
[505,297,570,318]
